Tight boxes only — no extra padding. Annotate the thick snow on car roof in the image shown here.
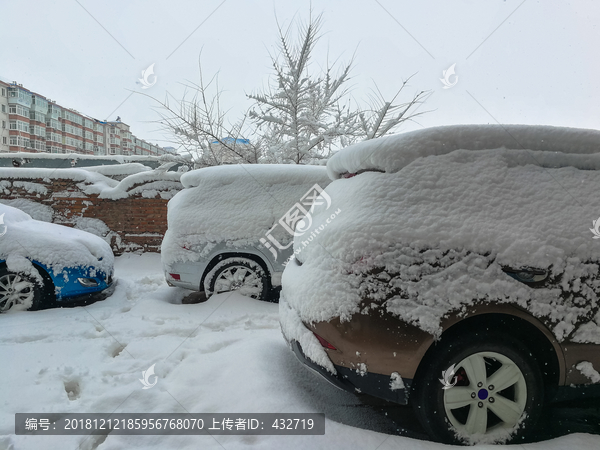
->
[327,124,600,178]
[180,163,328,188]
[0,203,113,277]
[162,164,331,266]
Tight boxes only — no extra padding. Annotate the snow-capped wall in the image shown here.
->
[0,166,185,254]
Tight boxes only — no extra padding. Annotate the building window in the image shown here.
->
[1,104,5,113]
[10,120,29,132]
[1,88,5,96]
[9,136,30,147]
[2,136,6,144]
[30,111,45,123]
[9,104,29,117]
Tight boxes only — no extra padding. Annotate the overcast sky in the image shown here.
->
[2,0,599,150]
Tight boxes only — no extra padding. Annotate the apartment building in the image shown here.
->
[0,79,172,157]
[0,84,9,153]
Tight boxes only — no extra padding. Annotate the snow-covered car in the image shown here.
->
[161,164,331,301]
[0,203,115,312]
[280,125,600,445]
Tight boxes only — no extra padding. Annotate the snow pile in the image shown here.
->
[281,125,600,367]
[162,164,331,266]
[0,166,183,200]
[327,124,600,178]
[0,199,53,222]
[73,217,111,238]
[0,204,113,276]
[12,181,48,196]
[0,167,118,195]
[97,167,182,200]
[79,163,152,178]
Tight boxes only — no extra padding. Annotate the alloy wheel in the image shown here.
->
[0,273,36,312]
[443,351,528,436]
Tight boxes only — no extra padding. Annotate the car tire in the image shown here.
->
[0,267,45,312]
[204,258,270,301]
[412,331,544,445]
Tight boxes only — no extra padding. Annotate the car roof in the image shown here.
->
[327,124,600,179]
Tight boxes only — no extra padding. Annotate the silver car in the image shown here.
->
[161,164,331,301]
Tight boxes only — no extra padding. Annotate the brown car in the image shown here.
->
[280,125,600,445]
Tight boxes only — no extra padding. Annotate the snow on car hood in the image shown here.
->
[282,127,600,348]
[0,203,114,275]
[162,164,331,266]
[327,124,600,178]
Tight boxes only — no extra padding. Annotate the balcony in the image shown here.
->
[8,87,32,108]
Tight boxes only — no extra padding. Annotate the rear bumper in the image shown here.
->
[164,261,204,290]
[291,340,411,405]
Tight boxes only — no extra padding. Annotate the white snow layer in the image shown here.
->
[0,167,119,192]
[281,126,600,349]
[162,164,331,266]
[327,124,600,178]
[0,151,188,163]
[0,204,113,275]
[78,163,152,177]
[2,253,598,449]
[97,169,182,200]
[576,361,600,383]
[0,166,182,199]
[0,198,53,222]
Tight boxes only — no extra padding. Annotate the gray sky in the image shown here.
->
[2,0,599,149]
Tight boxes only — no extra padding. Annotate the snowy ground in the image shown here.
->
[1,253,599,450]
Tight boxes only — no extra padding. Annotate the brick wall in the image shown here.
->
[0,177,180,255]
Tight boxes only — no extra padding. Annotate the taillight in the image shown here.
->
[169,273,181,280]
[313,332,336,350]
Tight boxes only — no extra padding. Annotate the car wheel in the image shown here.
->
[204,258,270,301]
[0,268,44,312]
[412,332,543,445]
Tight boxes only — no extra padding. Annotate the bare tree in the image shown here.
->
[149,13,429,166]
[148,59,262,167]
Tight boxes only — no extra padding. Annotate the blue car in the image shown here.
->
[0,204,115,312]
